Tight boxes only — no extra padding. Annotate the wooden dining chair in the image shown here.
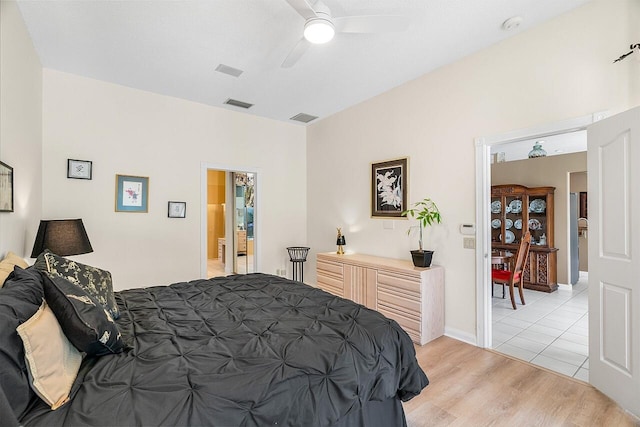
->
[492,231,532,310]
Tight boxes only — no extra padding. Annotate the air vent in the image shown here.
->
[224,98,253,109]
[215,64,243,78]
[290,113,318,123]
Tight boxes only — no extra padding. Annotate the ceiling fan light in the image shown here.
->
[304,18,335,44]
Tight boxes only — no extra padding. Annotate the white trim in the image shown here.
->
[200,163,262,279]
[474,112,606,349]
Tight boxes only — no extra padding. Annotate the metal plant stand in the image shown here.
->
[286,247,310,282]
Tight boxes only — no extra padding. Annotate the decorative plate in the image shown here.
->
[514,219,522,230]
[505,205,512,214]
[491,219,501,229]
[508,199,522,214]
[529,198,546,213]
[505,230,515,244]
[529,218,542,230]
[491,200,501,214]
[505,219,513,230]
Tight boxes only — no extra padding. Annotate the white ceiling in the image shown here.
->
[16,0,591,125]
[491,130,587,162]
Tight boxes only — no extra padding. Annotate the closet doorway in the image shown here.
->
[203,167,258,278]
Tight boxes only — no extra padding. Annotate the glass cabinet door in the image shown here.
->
[527,195,548,246]
[504,195,523,244]
[490,197,502,243]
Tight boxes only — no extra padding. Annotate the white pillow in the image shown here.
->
[16,300,83,410]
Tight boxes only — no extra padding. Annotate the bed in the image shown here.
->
[0,260,428,426]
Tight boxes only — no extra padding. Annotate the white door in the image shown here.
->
[588,106,640,417]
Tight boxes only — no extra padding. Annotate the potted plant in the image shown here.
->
[401,198,442,267]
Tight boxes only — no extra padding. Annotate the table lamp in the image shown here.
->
[30,219,93,257]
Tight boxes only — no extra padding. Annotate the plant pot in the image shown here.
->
[410,250,434,268]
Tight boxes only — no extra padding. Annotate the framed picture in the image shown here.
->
[115,174,149,213]
[579,191,588,219]
[371,157,408,218]
[0,161,14,213]
[168,201,186,218]
[67,159,93,180]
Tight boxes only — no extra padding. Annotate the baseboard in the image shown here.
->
[557,283,572,291]
[444,327,477,346]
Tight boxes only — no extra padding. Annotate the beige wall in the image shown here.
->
[492,152,587,285]
[0,1,43,259]
[41,70,306,289]
[306,0,639,340]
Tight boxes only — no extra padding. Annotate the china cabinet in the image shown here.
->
[491,184,558,292]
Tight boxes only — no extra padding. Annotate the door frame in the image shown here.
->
[200,162,262,278]
[474,112,606,348]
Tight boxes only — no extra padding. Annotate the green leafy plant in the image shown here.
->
[401,198,442,252]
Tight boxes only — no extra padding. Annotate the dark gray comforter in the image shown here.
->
[21,273,428,426]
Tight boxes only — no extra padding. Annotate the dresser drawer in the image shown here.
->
[317,271,344,297]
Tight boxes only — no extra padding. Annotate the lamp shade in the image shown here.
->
[31,219,93,258]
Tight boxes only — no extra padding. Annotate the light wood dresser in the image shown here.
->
[316,252,444,345]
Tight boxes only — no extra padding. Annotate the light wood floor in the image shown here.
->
[403,336,639,427]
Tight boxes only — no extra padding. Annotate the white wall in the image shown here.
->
[42,70,306,290]
[0,0,43,259]
[306,0,639,339]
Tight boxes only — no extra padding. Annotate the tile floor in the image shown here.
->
[492,272,589,381]
[207,255,255,278]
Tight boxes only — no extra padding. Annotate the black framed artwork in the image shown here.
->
[371,157,408,218]
[0,161,14,212]
[168,201,186,218]
[67,159,93,180]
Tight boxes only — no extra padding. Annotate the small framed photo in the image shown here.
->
[371,157,408,218]
[0,161,14,212]
[67,159,93,180]
[115,174,149,213]
[168,201,186,218]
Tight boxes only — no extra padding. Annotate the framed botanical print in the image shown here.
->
[371,157,408,218]
[115,174,149,213]
[0,161,13,212]
[67,159,93,180]
[168,201,186,218]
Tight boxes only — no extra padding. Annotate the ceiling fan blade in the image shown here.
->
[282,38,310,68]
[284,0,318,20]
[333,15,410,33]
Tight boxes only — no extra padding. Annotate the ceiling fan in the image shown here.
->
[282,0,410,68]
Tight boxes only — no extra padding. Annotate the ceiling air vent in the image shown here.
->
[215,64,243,78]
[290,113,318,123]
[224,98,253,109]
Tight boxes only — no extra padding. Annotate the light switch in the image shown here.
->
[463,237,475,249]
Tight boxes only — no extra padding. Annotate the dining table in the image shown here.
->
[491,251,513,270]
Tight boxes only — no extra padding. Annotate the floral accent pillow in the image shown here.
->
[40,272,125,356]
[34,250,119,319]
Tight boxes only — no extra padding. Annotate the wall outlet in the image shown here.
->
[463,237,475,249]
